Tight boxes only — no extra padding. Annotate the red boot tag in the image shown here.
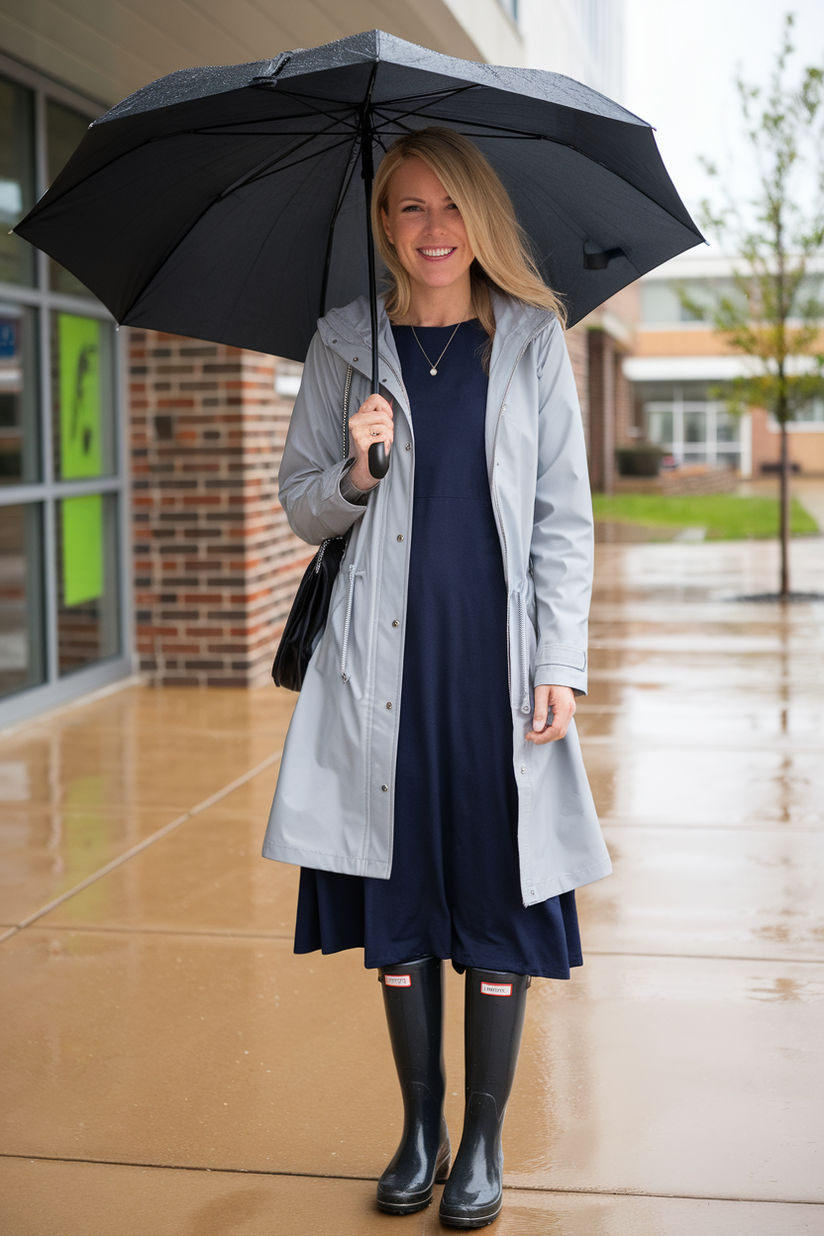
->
[480,981,512,996]
[384,974,411,987]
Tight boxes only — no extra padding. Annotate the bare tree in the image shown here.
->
[685,13,824,598]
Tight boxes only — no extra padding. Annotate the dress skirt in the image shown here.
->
[294,319,582,979]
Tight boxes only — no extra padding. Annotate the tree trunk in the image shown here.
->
[779,419,790,599]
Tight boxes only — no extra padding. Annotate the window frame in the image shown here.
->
[0,51,133,729]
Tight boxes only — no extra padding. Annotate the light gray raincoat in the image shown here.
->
[263,292,611,906]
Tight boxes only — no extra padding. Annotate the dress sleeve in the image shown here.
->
[278,333,370,544]
[530,319,594,696]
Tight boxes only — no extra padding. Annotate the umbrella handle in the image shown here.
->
[368,441,389,478]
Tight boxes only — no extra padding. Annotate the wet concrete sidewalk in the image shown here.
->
[1,537,823,1235]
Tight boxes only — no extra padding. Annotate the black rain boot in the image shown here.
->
[376,956,452,1214]
[439,968,530,1229]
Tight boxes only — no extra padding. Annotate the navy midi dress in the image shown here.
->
[294,319,582,979]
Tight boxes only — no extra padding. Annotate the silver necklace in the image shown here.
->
[410,318,465,376]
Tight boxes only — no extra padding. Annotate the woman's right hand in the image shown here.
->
[348,393,394,491]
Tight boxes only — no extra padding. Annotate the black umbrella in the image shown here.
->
[16,29,703,477]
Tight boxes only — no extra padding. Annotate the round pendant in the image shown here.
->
[430,367,437,376]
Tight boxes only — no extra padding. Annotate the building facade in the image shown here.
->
[0,0,625,726]
[625,252,824,478]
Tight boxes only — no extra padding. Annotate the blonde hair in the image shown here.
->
[372,128,566,354]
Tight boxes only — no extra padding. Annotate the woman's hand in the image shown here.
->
[526,684,576,744]
[348,393,394,491]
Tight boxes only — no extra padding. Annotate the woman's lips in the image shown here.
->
[417,246,456,261]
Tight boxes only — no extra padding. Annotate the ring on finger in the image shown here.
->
[370,427,380,437]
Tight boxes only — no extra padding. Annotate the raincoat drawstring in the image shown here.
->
[340,563,356,682]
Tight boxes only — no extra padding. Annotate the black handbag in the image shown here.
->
[272,366,354,691]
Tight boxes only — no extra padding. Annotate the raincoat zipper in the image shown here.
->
[490,325,546,714]
[517,590,530,714]
[340,562,356,682]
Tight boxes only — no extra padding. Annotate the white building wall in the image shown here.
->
[518,0,625,98]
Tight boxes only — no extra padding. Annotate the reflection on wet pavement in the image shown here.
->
[0,536,822,1231]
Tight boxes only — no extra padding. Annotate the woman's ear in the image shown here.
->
[381,207,393,246]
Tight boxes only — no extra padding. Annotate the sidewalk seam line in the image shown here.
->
[0,750,282,946]
[0,1154,820,1205]
[3,922,822,966]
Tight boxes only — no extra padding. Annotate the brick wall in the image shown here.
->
[565,324,590,452]
[587,328,615,493]
[129,330,312,687]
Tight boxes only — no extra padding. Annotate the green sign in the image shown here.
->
[62,494,103,607]
[59,314,102,478]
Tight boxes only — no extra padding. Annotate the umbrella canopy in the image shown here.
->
[17,29,703,364]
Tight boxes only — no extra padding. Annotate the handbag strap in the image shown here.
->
[341,365,353,462]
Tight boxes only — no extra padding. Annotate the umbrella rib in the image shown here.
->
[371,88,483,130]
[193,129,358,138]
[262,87,362,130]
[373,84,480,110]
[222,134,355,195]
[216,125,354,199]
[192,103,360,137]
[319,142,361,318]
[374,108,546,140]
[117,134,355,326]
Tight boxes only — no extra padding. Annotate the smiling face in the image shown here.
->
[381,156,475,309]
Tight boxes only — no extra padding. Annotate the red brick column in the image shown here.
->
[129,330,312,687]
[565,324,591,454]
[587,327,615,494]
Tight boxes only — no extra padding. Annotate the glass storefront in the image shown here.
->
[0,58,129,725]
[0,303,39,484]
[639,382,743,469]
[0,75,35,288]
[0,502,44,697]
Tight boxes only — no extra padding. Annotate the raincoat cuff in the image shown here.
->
[339,458,373,506]
[533,645,588,696]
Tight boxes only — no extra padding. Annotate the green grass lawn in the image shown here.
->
[591,493,819,540]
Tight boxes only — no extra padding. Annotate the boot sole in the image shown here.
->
[377,1192,434,1215]
[439,1197,502,1228]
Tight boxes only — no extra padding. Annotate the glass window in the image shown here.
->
[646,406,673,446]
[55,492,119,675]
[0,503,45,699]
[0,75,36,287]
[46,99,93,298]
[796,398,824,424]
[716,411,740,442]
[51,311,116,480]
[684,409,707,443]
[0,303,40,485]
[641,282,681,324]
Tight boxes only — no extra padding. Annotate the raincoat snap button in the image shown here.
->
[397,534,404,542]
[381,784,388,792]
[353,355,358,361]
[386,702,392,710]
[405,443,411,451]
[392,620,399,628]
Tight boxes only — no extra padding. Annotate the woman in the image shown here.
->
[263,127,611,1228]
